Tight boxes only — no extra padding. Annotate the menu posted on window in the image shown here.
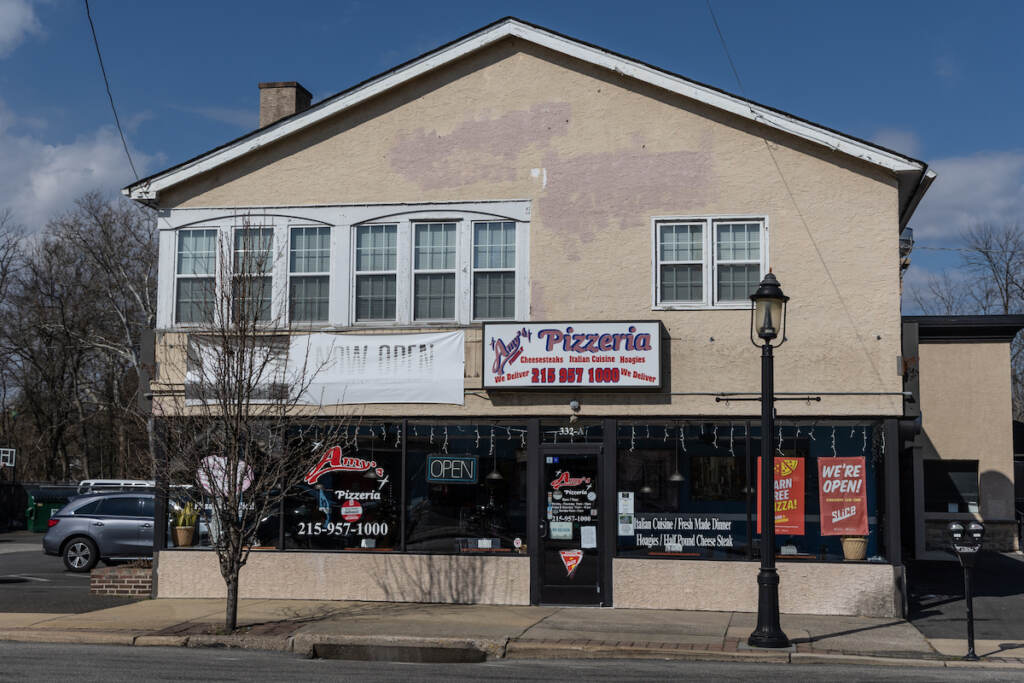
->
[757,457,805,535]
[818,457,869,536]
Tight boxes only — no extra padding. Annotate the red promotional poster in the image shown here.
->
[818,457,869,536]
[757,457,805,535]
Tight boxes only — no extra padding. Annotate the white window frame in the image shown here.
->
[173,227,220,327]
[651,215,769,310]
[411,220,460,322]
[156,201,529,330]
[352,223,399,324]
[471,219,518,322]
[287,225,333,325]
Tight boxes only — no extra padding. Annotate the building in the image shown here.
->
[900,315,1024,560]
[125,18,961,617]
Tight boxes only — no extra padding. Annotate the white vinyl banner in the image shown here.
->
[294,331,465,405]
[483,322,661,389]
[186,331,465,406]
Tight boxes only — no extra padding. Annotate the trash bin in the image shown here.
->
[24,487,78,532]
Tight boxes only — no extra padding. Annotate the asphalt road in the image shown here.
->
[0,642,1017,683]
[907,551,1024,640]
[0,532,138,613]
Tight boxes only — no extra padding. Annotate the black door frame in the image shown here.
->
[528,418,616,606]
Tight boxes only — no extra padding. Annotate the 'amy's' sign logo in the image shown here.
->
[427,455,478,484]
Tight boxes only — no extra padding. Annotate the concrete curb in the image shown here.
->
[2,629,1023,669]
[0,630,137,646]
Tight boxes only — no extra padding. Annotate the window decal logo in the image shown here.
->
[550,471,591,490]
[305,446,384,485]
[560,549,583,578]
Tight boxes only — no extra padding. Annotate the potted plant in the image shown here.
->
[840,535,868,561]
[172,502,198,547]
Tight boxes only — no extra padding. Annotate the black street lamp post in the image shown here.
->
[747,272,791,649]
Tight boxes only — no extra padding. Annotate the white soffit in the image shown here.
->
[125,18,926,201]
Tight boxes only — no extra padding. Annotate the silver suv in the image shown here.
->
[42,493,155,572]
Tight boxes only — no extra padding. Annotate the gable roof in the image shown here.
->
[124,17,934,226]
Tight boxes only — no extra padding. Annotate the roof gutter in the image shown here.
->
[899,165,936,230]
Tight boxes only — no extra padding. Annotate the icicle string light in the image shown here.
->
[776,425,784,457]
[630,425,636,452]
[679,424,687,453]
[520,429,526,448]
[808,424,816,441]
[712,425,718,450]
[474,426,481,449]
[646,425,651,439]
[394,424,401,449]
[830,426,837,457]
[429,426,435,445]
[664,425,669,443]
[862,426,868,455]
[489,427,495,457]
[729,423,735,457]
[442,426,449,454]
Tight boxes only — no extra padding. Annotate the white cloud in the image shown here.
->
[0,99,160,230]
[0,0,42,57]
[871,128,921,158]
[909,150,1024,243]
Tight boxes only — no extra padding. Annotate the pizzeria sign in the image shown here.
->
[482,322,661,389]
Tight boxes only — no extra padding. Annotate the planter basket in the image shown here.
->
[841,535,868,561]
[172,526,196,548]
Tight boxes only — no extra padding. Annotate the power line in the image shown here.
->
[705,0,888,391]
[84,0,138,181]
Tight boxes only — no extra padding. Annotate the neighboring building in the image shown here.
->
[901,316,1024,559]
[126,18,944,617]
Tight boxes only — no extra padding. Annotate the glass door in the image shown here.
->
[539,447,602,605]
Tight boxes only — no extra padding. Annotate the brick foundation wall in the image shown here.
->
[90,563,153,597]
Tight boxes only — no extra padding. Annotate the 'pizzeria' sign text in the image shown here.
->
[482,322,661,389]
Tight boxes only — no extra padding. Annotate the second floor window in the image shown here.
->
[233,227,273,322]
[473,221,516,319]
[654,217,765,308]
[414,222,456,320]
[289,226,330,323]
[175,229,217,324]
[355,224,397,321]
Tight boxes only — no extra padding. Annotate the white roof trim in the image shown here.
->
[125,19,924,201]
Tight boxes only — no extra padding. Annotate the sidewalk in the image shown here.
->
[0,598,1020,669]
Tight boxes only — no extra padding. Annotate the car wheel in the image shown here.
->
[63,537,98,572]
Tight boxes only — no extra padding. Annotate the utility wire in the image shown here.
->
[705,0,888,391]
[84,0,138,181]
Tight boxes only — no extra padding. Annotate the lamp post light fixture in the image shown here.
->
[747,272,791,649]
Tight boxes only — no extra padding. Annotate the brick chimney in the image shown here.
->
[258,82,312,128]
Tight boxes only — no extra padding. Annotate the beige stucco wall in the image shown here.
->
[914,341,1016,554]
[156,550,530,605]
[153,37,904,419]
[613,558,901,617]
[918,342,1015,519]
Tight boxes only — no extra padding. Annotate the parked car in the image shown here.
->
[42,493,156,571]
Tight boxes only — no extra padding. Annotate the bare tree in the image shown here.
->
[908,223,1024,419]
[157,219,352,632]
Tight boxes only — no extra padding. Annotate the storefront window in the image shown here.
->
[616,423,751,560]
[615,422,886,563]
[405,422,527,554]
[283,424,401,550]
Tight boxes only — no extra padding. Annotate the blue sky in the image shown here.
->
[1,0,1022,307]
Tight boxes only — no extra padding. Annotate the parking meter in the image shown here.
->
[947,520,985,661]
